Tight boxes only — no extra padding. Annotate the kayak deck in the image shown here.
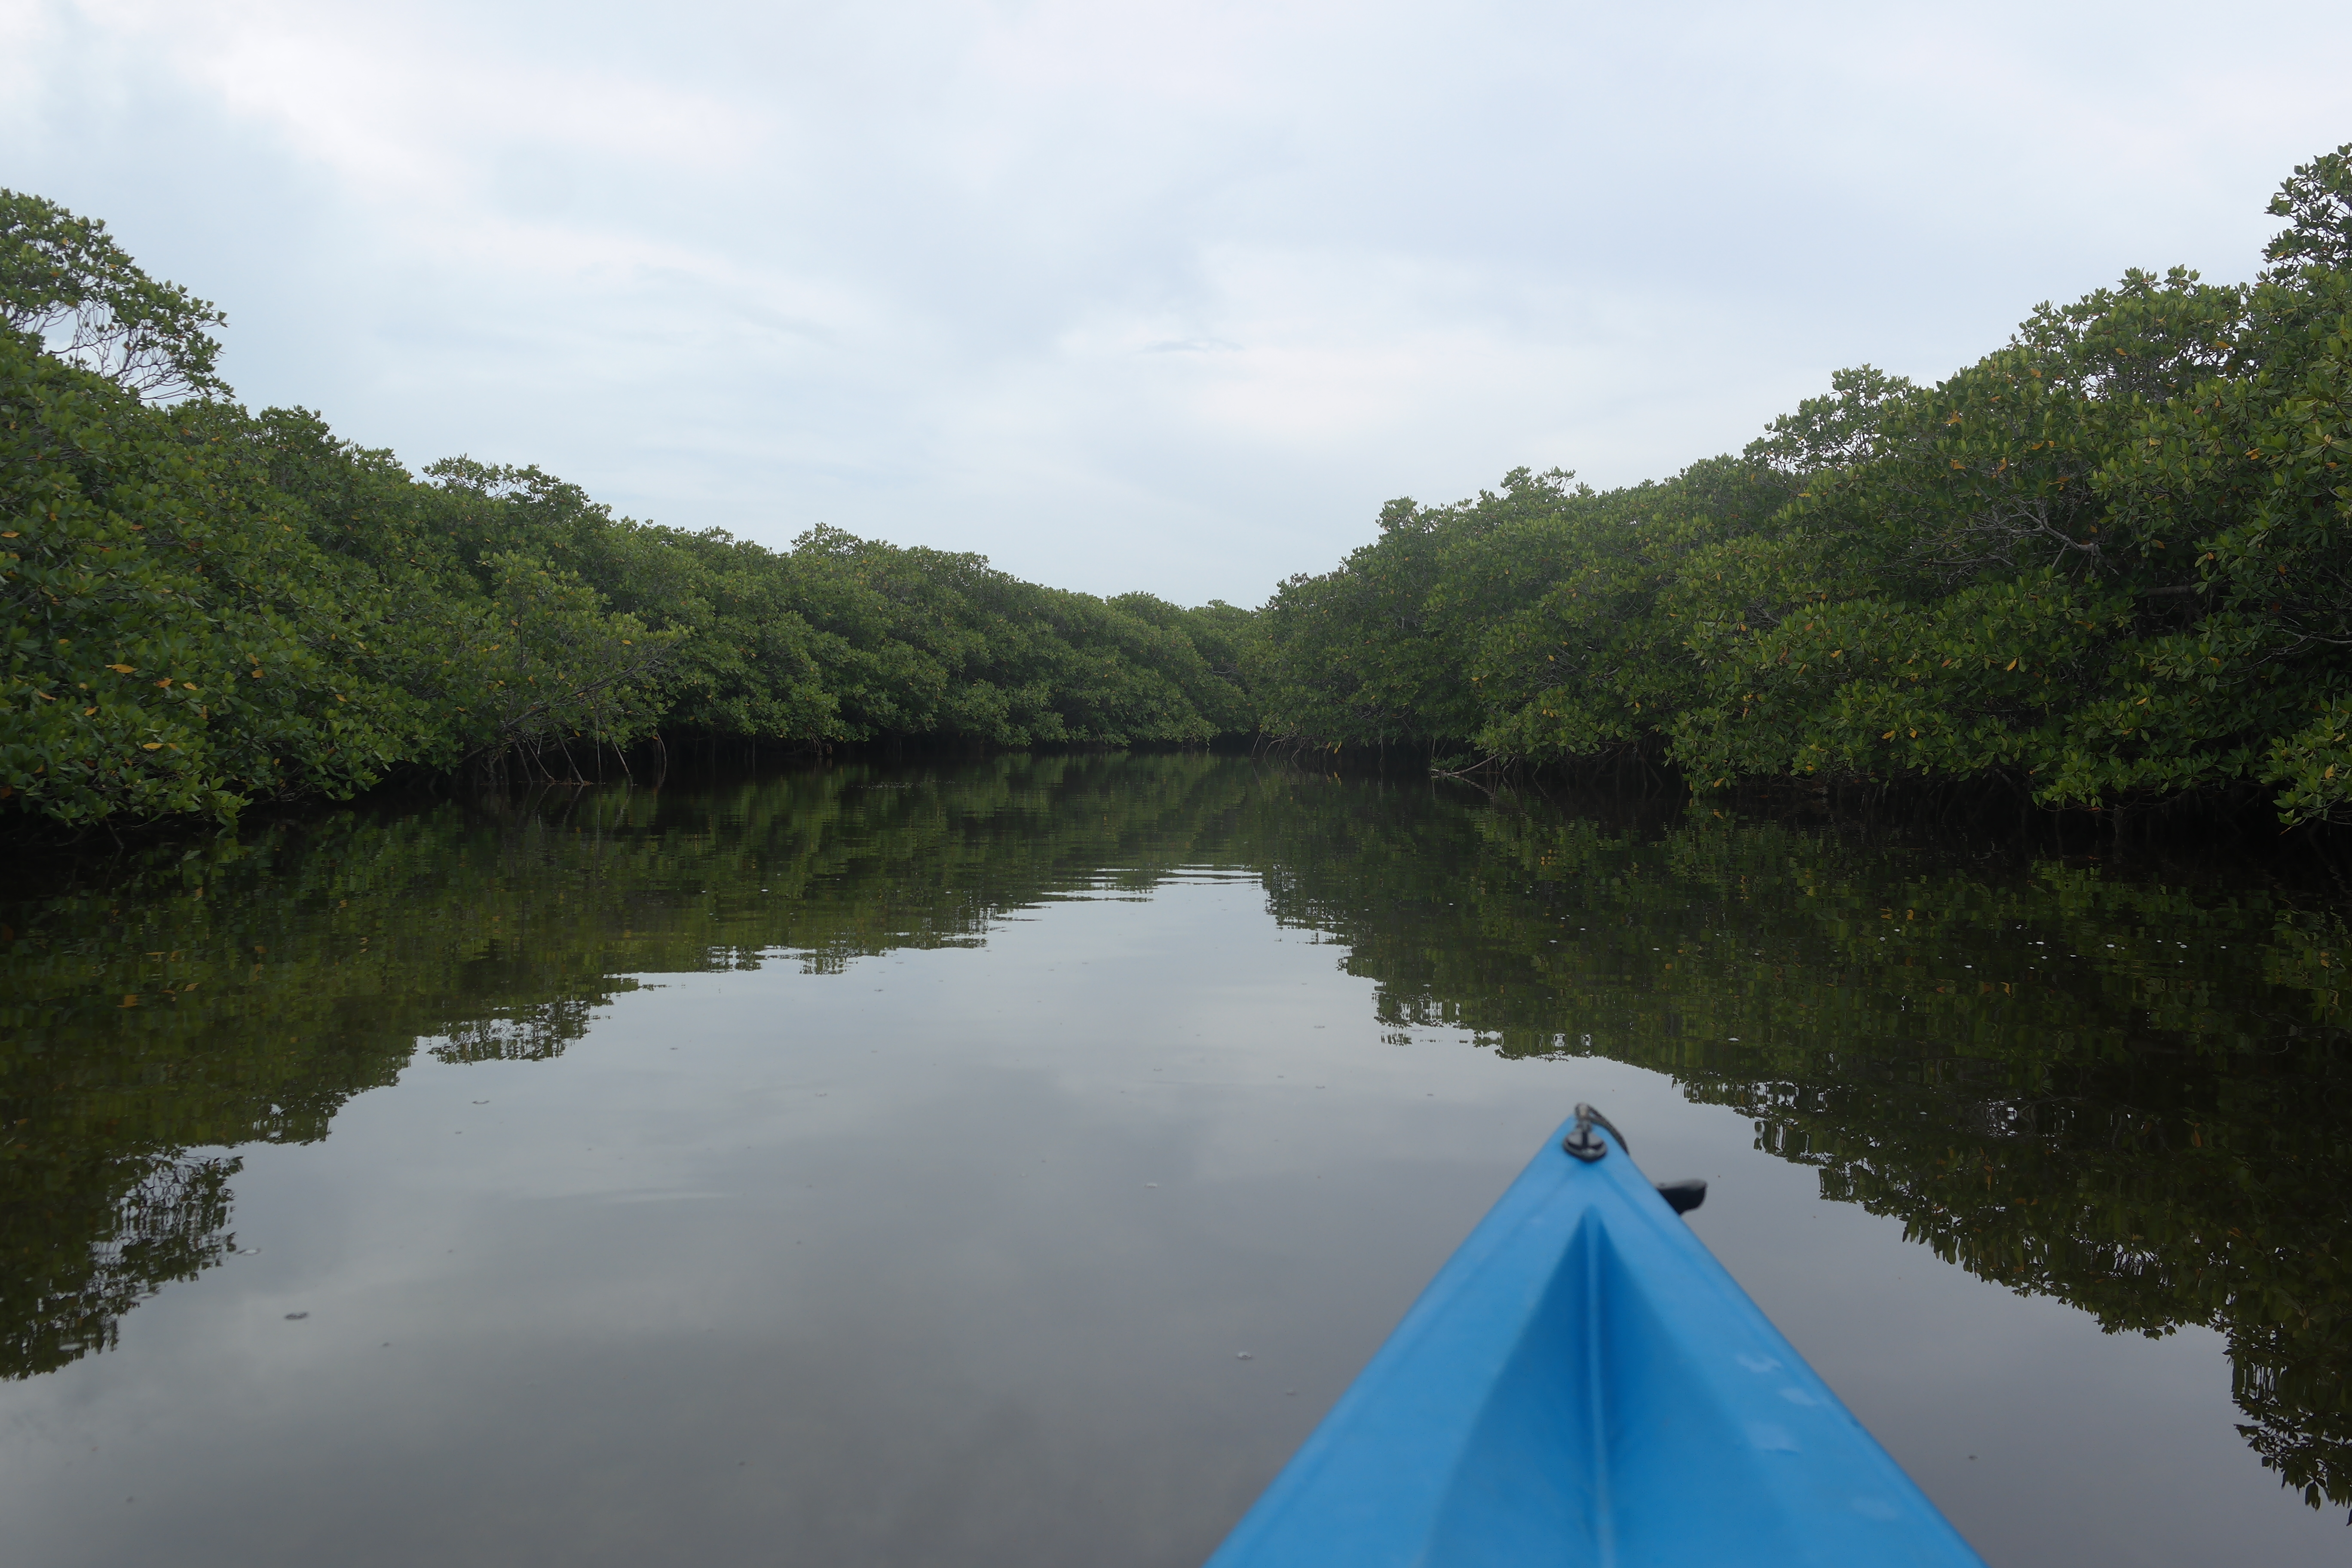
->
[1207,1108,1985,1567]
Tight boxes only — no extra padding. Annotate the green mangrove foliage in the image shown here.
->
[15,148,2352,831]
[0,190,1252,830]
[1256,147,2352,822]
[3,757,2347,1505]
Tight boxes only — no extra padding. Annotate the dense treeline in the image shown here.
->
[0,192,1253,829]
[1254,147,2352,824]
[11,147,2352,832]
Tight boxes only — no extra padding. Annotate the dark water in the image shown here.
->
[2,756,2348,1567]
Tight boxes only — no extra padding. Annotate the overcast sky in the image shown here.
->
[4,1,2348,604]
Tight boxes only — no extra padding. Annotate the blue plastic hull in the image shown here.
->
[1207,1112,1986,1566]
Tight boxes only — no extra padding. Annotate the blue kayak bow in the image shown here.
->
[1208,1106,1985,1567]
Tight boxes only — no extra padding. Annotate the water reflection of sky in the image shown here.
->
[1,866,2341,1567]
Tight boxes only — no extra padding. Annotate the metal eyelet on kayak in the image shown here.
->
[1561,1102,1626,1161]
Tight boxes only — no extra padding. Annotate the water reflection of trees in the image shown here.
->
[3,1155,237,1378]
[3,757,2347,1506]
[1248,781,2352,1511]
[0,756,1261,1382]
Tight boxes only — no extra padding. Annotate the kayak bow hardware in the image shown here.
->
[1563,1105,1709,1215]
[1655,1179,1708,1216]
[1562,1103,1626,1161]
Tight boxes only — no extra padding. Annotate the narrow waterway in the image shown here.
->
[2,756,2346,1566]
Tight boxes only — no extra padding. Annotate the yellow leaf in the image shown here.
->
[141,741,162,750]
[107,663,135,674]
[2006,660,2018,671]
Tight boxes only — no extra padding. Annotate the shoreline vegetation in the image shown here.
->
[6,145,2352,837]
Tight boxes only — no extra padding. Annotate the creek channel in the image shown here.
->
[2,754,2346,1566]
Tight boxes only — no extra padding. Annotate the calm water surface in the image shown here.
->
[2,756,2348,1566]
